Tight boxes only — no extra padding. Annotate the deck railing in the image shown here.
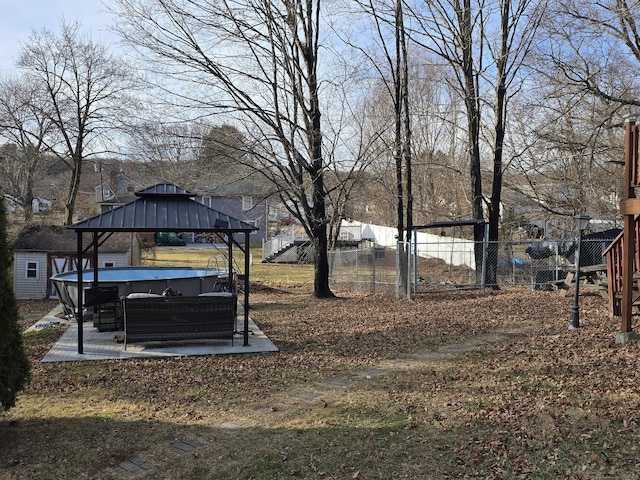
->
[604,216,640,316]
[261,225,309,261]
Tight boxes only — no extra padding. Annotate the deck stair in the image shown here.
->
[262,226,313,263]
[261,221,364,263]
[606,118,640,335]
[605,215,640,317]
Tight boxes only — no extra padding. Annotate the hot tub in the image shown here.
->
[51,266,227,309]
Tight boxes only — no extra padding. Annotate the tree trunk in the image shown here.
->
[487,88,506,289]
[65,155,82,225]
[312,222,333,298]
[459,0,485,279]
[400,0,413,296]
[394,0,410,294]
[486,0,511,290]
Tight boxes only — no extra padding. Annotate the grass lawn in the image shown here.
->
[141,245,314,285]
[3,251,640,479]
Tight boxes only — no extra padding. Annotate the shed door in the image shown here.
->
[48,256,92,298]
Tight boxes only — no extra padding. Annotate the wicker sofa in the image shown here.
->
[122,292,236,348]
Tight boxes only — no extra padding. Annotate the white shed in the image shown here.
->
[13,224,141,299]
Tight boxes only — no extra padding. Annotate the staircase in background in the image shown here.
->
[262,226,313,263]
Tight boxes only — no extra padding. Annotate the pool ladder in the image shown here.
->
[205,256,221,275]
[205,256,233,293]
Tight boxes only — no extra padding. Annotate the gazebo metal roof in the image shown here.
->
[69,181,258,233]
[66,181,257,354]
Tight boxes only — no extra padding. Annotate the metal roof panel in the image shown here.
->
[68,182,258,233]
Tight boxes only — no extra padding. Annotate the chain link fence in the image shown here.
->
[329,236,615,295]
[329,245,401,294]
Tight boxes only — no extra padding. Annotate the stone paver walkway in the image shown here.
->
[110,327,530,475]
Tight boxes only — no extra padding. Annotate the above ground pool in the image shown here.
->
[51,266,227,310]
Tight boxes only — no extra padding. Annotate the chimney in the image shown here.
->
[110,171,118,197]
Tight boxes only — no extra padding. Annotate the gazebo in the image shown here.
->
[67,181,258,354]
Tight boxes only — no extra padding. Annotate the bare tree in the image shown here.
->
[17,20,135,225]
[396,0,413,292]
[0,75,55,221]
[505,81,623,229]
[341,0,414,292]
[519,1,640,227]
[409,63,470,223]
[127,121,212,188]
[410,0,546,285]
[486,0,640,235]
[354,56,468,227]
[111,0,363,298]
[541,0,640,113]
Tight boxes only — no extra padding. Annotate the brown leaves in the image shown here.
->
[17,286,640,477]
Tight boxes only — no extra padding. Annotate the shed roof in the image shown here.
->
[13,224,133,252]
[68,181,259,233]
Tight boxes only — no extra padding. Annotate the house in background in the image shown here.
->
[31,196,52,214]
[95,171,142,213]
[12,224,141,299]
[196,177,275,244]
[3,194,52,214]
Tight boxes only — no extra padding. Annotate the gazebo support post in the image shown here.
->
[227,234,233,284]
[92,232,99,286]
[243,232,250,347]
[77,231,84,354]
[92,232,99,322]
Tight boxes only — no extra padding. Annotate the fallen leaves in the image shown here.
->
[15,285,640,477]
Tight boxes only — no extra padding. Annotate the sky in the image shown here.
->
[0,0,119,74]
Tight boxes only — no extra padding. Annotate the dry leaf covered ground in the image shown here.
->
[3,285,640,479]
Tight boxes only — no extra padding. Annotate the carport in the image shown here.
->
[67,181,258,354]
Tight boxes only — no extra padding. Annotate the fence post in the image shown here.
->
[371,246,376,294]
[413,229,418,295]
[356,248,360,294]
[481,224,488,292]
[407,239,412,300]
[395,243,400,298]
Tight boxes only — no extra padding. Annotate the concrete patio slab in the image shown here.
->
[37,307,278,362]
